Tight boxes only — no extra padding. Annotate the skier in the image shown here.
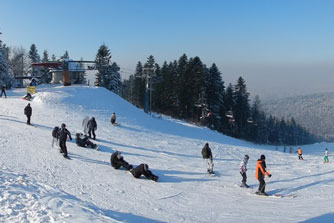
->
[255,155,271,196]
[87,117,97,140]
[130,164,159,182]
[110,112,116,125]
[52,126,60,147]
[110,151,133,170]
[201,143,214,174]
[75,133,98,149]
[324,148,329,163]
[24,103,32,125]
[58,123,72,158]
[240,154,250,188]
[298,147,303,160]
[0,85,6,98]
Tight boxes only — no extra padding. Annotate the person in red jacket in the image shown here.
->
[255,155,271,196]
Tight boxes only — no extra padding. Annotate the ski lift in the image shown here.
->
[226,111,233,119]
[247,117,254,124]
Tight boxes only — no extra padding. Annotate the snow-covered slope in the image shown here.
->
[0,85,333,223]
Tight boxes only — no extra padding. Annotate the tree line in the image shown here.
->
[121,54,321,145]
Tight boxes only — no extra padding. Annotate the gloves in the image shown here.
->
[268,174,272,178]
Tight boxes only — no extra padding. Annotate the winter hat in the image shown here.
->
[244,155,249,160]
[260,154,266,160]
[61,123,66,128]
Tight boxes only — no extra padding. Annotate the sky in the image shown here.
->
[1,0,334,99]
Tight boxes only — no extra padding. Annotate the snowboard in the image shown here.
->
[112,123,120,126]
[254,191,296,198]
[94,146,99,151]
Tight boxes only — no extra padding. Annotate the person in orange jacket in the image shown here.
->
[255,155,271,196]
[298,147,303,160]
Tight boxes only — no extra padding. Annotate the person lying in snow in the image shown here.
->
[130,164,159,182]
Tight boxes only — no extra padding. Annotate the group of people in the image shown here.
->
[110,150,159,182]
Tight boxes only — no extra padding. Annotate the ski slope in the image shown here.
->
[0,85,333,223]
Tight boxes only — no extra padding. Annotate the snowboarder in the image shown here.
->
[75,133,98,149]
[110,151,133,170]
[324,148,329,163]
[201,143,214,174]
[255,155,271,196]
[52,126,60,147]
[130,164,159,182]
[87,117,97,140]
[23,93,32,101]
[0,85,6,98]
[298,147,303,160]
[24,103,32,125]
[240,154,249,188]
[110,112,116,125]
[58,123,72,158]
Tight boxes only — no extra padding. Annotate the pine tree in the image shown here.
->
[40,50,50,83]
[233,76,250,138]
[0,49,12,87]
[61,50,69,60]
[221,83,235,135]
[28,44,41,77]
[205,63,225,129]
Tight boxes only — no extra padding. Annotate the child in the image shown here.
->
[255,155,271,196]
[240,155,249,188]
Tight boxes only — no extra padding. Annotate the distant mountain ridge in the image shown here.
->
[263,92,334,141]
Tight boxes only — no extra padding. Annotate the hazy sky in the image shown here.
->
[1,0,333,100]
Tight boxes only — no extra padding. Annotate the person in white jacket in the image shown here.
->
[240,155,249,187]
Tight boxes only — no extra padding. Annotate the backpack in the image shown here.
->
[201,147,208,158]
[52,127,59,138]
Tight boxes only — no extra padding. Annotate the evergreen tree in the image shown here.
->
[28,44,41,77]
[40,50,50,83]
[233,77,250,138]
[61,50,69,60]
[133,61,145,108]
[95,44,111,86]
[0,48,12,87]
[221,83,235,135]
[205,63,225,129]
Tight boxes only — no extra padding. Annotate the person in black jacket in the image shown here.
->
[58,123,72,158]
[87,117,97,140]
[110,151,133,170]
[75,133,97,149]
[255,155,271,195]
[0,85,6,98]
[24,103,32,125]
[130,164,158,182]
[201,143,214,174]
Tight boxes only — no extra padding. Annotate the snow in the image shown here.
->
[1,85,334,223]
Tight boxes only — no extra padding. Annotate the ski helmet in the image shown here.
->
[61,123,66,128]
[244,155,249,160]
[260,154,266,160]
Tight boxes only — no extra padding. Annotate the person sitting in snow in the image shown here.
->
[130,164,159,182]
[240,155,249,188]
[110,112,117,125]
[201,143,214,174]
[255,155,271,196]
[75,133,98,149]
[110,151,133,170]
[87,117,97,140]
